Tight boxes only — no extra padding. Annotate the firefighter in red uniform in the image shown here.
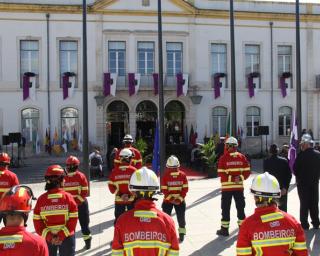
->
[0,153,20,223]
[217,136,250,236]
[161,155,189,242]
[33,165,78,256]
[64,156,92,249]
[0,185,48,256]
[108,148,137,223]
[236,172,308,256]
[114,134,142,169]
[112,166,179,255]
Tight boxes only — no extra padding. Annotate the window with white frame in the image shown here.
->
[21,108,40,143]
[61,107,79,141]
[137,42,154,75]
[212,107,228,136]
[278,45,292,88]
[279,106,292,136]
[245,44,260,76]
[211,44,227,74]
[246,106,260,137]
[108,41,126,76]
[166,42,182,76]
[20,40,39,88]
[59,41,78,88]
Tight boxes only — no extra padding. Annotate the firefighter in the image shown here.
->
[114,134,142,169]
[64,156,92,249]
[216,136,250,236]
[0,152,20,223]
[0,185,48,255]
[236,172,308,256]
[161,155,189,242]
[33,165,78,256]
[108,148,137,223]
[112,166,179,255]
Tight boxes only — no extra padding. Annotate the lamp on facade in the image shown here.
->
[94,93,105,107]
[189,86,203,104]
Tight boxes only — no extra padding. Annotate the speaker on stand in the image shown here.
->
[8,132,22,167]
[2,135,10,153]
[258,126,269,155]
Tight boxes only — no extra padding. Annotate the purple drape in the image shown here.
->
[153,73,159,95]
[63,74,69,100]
[280,76,287,98]
[128,73,135,96]
[214,74,221,99]
[103,73,111,96]
[248,75,255,98]
[23,75,30,100]
[176,73,183,97]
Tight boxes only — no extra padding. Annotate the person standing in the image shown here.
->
[112,167,179,255]
[263,144,292,212]
[0,185,48,256]
[216,136,251,236]
[108,148,137,223]
[33,165,78,256]
[161,155,189,242]
[236,172,307,256]
[64,156,92,249]
[89,149,104,178]
[294,133,320,230]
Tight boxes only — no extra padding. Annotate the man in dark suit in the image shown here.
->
[263,144,292,212]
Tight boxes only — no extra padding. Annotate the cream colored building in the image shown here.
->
[0,0,320,156]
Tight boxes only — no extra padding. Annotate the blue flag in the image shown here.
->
[152,121,160,175]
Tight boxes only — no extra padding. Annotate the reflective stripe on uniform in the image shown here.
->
[64,186,81,194]
[236,247,252,255]
[113,181,130,185]
[221,221,230,228]
[83,234,92,241]
[167,187,182,191]
[182,184,188,188]
[237,219,244,226]
[170,172,180,176]
[219,167,250,173]
[111,249,124,256]
[161,186,168,190]
[33,214,41,220]
[158,248,166,256]
[40,209,69,220]
[165,194,180,201]
[123,240,171,250]
[252,237,295,247]
[69,211,78,218]
[47,193,63,199]
[82,186,89,191]
[115,195,135,202]
[75,195,85,202]
[178,227,186,234]
[260,212,284,223]
[167,249,179,256]
[134,210,157,218]
[293,241,307,250]
[0,235,23,244]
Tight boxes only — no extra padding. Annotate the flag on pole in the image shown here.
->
[288,112,298,173]
[61,129,68,153]
[152,121,160,175]
[44,128,51,154]
[226,113,231,137]
[71,128,78,150]
[53,128,61,154]
[78,127,83,152]
[35,130,40,154]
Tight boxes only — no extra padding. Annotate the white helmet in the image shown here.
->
[251,172,281,198]
[119,148,133,159]
[166,155,180,168]
[123,134,133,143]
[300,134,313,144]
[225,136,238,146]
[129,167,159,192]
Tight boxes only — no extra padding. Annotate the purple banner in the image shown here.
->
[214,74,221,99]
[128,73,135,96]
[103,73,111,96]
[63,74,69,100]
[280,76,287,98]
[153,73,159,95]
[176,73,183,97]
[23,75,30,100]
[248,75,255,98]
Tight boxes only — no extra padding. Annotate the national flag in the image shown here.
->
[61,129,68,153]
[152,121,160,175]
[78,127,83,152]
[35,130,40,154]
[44,128,51,154]
[53,128,61,154]
[288,112,298,173]
[71,128,78,150]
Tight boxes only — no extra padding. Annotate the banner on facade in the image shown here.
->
[213,73,226,99]
[23,72,36,101]
[128,73,141,96]
[176,73,189,97]
[247,72,260,98]
[153,73,159,95]
[63,72,76,100]
[103,72,117,96]
[280,72,292,98]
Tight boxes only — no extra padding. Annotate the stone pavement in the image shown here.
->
[8,156,320,255]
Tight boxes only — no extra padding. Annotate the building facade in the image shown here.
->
[0,0,320,155]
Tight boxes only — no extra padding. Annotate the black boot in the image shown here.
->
[179,233,185,242]
[84,237,92,250]
[216,227,229,237]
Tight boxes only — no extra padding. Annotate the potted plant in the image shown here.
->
[134,138,148,164]
[200,137,217,178]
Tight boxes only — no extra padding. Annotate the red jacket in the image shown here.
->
[0,226,48,256]
[112,199,179,256]
[0,167,19,198]
[64,170,89,205]
[237,205,308,256]
[217,151,250,191]
[33,188,78,242]
[161,168,188,204]
[114,146,142,169]
[108,164,137,205]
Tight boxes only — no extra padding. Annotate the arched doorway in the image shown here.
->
[165,100,185,144]
[106,101,129,148]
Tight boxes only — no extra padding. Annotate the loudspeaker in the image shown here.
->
[2,135,10,145]
[9,132,21,144]
[258,126,269,135]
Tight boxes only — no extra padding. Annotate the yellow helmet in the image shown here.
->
[251,172,281,198]
[129,167,159,192]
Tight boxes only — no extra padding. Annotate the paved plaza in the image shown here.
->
[8,155,320,256]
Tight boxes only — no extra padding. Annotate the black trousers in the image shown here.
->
[47,235,75,256]
[114,203,134,224]
[297,184,320,228]
[221,191,246,225]
[78,199,91,239]
[278,194,288,212]
[162,201,186,231]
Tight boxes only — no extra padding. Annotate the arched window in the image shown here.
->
[136,101,157,140]
[61,107,79,140]
[212,107,228,136]
[165,101,185,144]
[21,108,40,142]
[279,106,292,136]
[246,106,260,137]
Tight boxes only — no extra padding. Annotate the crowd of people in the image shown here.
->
[0,131,318,255]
